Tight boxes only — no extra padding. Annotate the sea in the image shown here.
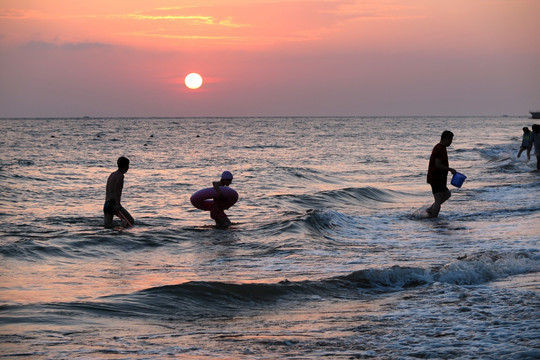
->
[0,116,538,359]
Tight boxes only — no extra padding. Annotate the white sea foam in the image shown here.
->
[436,251,539,285]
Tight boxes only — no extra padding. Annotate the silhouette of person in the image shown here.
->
[426,131,457,218]
[517,127,532,160]
[211,171,234,228]
[526,124,540,170]
[103,156,134,228]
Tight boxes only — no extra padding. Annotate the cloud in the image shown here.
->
[114,12,247,28]
[24,40,112,51]
[0,9,33,19]
[23,41,57,50]
[1,1,426,51]
[61,42,112,51]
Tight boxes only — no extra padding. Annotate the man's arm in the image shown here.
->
[212,181,224,198]
[435,158,456,175]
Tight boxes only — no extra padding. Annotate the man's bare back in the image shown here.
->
[105,170,124,206]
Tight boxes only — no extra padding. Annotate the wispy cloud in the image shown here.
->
[24,40,112,51]
[0,8,43,20]
[121,14,246,28]
[0,1,426,50]
[119,30,314,46]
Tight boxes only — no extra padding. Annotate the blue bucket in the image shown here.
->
[451,172,467,188]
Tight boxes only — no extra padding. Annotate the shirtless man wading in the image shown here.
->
[103,156,134,228]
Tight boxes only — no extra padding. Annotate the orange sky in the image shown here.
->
[1,0,539,117]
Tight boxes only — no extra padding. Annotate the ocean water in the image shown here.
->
[0,116,538,359]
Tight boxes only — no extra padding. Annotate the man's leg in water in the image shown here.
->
[210,204,230,228]
[119,207,135,226]
[104,213,114,228]
[215,215,231,228]
[426,190,451,218]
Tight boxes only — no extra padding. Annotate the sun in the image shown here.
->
[185,73,203,90]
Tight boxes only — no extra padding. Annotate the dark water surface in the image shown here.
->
[1,117,538,359]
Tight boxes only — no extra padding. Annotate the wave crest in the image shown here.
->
[279,187,404,211]
[103,250,539,314]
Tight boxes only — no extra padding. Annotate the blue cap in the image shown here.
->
[221,171,233,180]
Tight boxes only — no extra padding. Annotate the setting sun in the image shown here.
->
[185,73,203,90]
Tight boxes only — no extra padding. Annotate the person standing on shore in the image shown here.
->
[426,131,457,218]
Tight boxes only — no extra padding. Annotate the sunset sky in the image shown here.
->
[1,0,539,117]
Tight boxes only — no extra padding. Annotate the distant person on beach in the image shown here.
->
[103,156,134,228]
[526,124,540,171]
[211,171,234,228]
[426,130,457,218]
[517,127,532,160]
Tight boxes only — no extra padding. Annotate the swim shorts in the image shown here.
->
[430,184,449,195]
[103,200,116,215]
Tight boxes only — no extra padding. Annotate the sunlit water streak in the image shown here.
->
[0,116,539,359]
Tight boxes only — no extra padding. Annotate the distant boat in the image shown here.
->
[531,111,540,119]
